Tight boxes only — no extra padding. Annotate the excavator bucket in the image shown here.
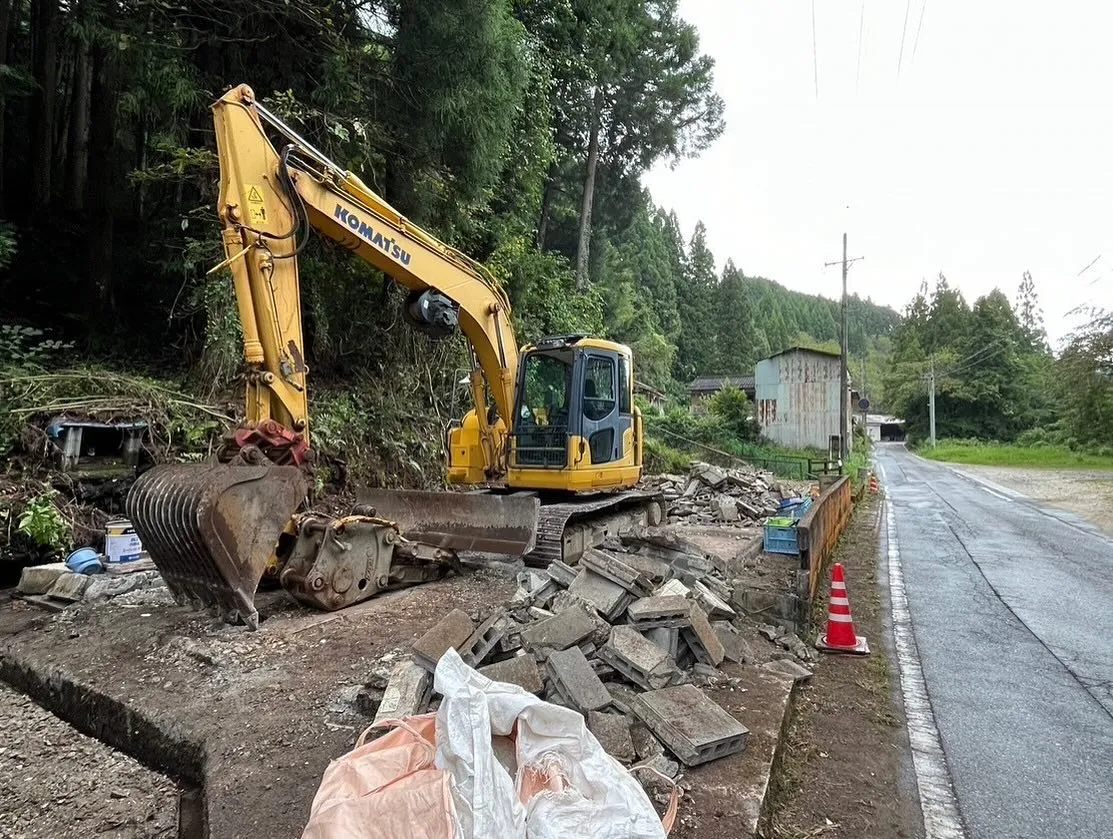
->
[126,463,308,629]
[357,489,540,556]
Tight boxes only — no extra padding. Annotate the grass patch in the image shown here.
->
[918,439,1113,470]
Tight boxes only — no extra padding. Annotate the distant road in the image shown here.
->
[876,443,1113,839]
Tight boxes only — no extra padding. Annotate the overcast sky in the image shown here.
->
[643,1,1113,349]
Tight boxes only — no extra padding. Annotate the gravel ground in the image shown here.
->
[0,684,178,839]
[949,463,1113,535]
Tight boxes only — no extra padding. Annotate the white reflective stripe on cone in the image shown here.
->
[827,613,854,622]
[830,597,850,606]
[831,582,846,590]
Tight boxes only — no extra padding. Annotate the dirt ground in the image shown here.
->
[950,464,1113,535]
[763,494,923,839]
[0,684,179,839]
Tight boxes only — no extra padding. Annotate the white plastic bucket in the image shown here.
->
[105,519,143,565]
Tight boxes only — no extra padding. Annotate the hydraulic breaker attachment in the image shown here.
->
[126,463,308,629]
[279,513,459,611]
[357,488,540,556]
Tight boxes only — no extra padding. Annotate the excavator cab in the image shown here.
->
[507,336,642,493]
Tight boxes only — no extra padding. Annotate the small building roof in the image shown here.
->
[687,374,755,393]
[760,345,842,362]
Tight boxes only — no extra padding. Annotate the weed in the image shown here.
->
[17,490,72,554]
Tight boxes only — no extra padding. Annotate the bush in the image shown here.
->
[706,386,759,442]
[643,438,691,475]
[17,490,72,555]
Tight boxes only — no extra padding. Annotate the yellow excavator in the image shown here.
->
[125,84,663,628]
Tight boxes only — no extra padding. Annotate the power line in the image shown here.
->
[856,0,865,91]
[811,0,819,99]
[912,0,927,61]
[897,0,911,75]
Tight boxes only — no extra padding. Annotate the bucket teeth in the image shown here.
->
[126,463,307,628]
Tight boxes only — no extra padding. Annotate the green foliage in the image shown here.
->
[707,385,758,441]
[0,222,17,271]
[18,491,72,553]
[919,439,1113,470]
[643,437,692,474]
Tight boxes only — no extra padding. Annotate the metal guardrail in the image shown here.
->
[797,475,854,603]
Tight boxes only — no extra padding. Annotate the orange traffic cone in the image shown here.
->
[816,563,870,654]
[869,473,880,494]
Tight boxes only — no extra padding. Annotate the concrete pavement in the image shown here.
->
[876,443,1113,839]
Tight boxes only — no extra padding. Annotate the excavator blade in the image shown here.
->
[357,489,540,556]
[126,463,308,629]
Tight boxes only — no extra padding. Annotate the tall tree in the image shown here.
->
[1015,270,1047,351]
[714,259,755,373]
[673,221,717,379]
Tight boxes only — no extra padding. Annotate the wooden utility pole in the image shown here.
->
[929,357,937,448]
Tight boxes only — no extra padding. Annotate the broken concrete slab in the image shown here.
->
[587,710,635,762]
[547,560,579,588]
[478,654,544,694]
[47,572,91,602]
[681,604,725,667]
[17,563,71,596]
[598,625,678,691]
[654,578,691,599]
[644,626,680,660]
[756,623,784,642]
[734,588,800,629]
[630,684,749,767]
[411,609,475,672]
[545,646,612,714]
[581,550,653,597]
[691,462,727,489]
[761,658,812,683]
[712,495,740,522]
[520,605,596,653]
[626,595,691,629]
[373,660,433,725]
[567,569,631,621]
[84,571,161,602]
[712,622,755,664]
[692,580,735,620]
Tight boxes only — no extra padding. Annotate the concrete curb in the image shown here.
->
[754,676,800,837]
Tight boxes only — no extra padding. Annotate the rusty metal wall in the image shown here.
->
[797,475,854,604]
[754,350,843,450]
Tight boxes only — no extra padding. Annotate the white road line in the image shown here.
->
[885,495,968,839]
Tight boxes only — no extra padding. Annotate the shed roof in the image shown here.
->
[686,374,755,393]
[760,346,842,362]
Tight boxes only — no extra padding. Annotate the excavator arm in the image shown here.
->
[211,83,518,478]
[125,84,539,627]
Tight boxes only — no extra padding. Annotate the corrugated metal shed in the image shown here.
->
[755,348,848,450]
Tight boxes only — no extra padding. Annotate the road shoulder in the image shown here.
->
[764,494,924,839]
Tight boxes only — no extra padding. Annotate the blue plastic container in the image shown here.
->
[763,523,800,556]
[65,548,103,575]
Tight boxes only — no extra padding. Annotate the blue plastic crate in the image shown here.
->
[777,496,813,522]
[763,523,800,556]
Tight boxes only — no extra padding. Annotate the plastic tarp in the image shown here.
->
[301,649,670,839]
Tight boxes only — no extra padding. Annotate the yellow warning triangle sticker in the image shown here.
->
[247,186,264,204]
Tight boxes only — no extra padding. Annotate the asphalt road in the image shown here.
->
[875,443,1113,839]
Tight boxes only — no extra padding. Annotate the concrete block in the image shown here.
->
[691,462,727,488]
[568,569,631,621]
[630,684,749,767]
[692,580,735,620]
[84,572,160,602]
[581,549,653,597]
[459,610,508,666]
[587,711,636,761]
[681,604,725,667]
[520,605,596,652]
[478,655,544,694]
[598,626,677,692]
[654,578,691,598]
[547,560,579,588]
[644,627,680,660]
[373,660,433,724]
[626,595,691,629]
[545,647,612,714]
[712,494,739,522]
[616,552,671,585]
[17,563,70,596]
[712,621,755,664]
[732,587,799,625]
[47,572,90,602]
[412,609,475,672]
[762,658,812,683]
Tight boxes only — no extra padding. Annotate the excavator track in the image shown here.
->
[524,490,665,567]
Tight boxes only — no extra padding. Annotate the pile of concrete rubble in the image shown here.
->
[363,530,815,789]
[15,562,164,609]
[645,461,793,526]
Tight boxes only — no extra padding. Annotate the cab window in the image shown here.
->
[584,356,616,421]
[520,352,572,428]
